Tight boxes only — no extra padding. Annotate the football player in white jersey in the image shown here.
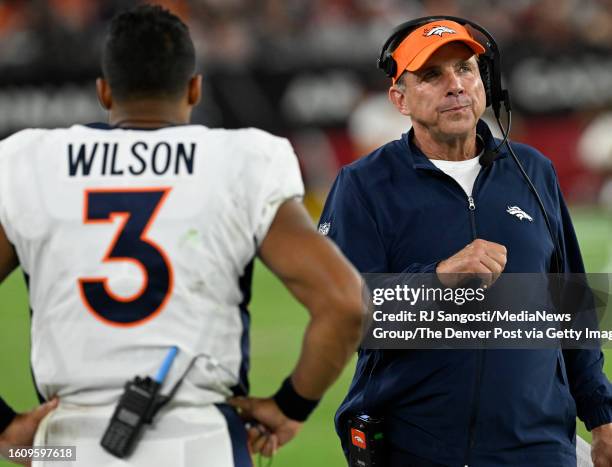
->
[0,5,365,466]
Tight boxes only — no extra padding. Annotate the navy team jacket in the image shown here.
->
[319,120,612,466]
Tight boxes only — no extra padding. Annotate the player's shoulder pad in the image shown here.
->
[223,127,295,161]
[228,127,291,148]
[0,128,49,156]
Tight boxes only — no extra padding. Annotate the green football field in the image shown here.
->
[0,207,610,467]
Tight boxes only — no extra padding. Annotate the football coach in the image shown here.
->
[319,16,612,467]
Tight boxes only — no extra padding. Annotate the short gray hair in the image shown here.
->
[394,70,409,91]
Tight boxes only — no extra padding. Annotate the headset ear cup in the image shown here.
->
[478,58,492,108]
[387,56,397,79]
[378,53,397,79]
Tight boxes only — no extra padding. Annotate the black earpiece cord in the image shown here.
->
[494,104,562,274]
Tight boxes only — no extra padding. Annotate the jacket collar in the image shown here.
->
[401,119,508,170]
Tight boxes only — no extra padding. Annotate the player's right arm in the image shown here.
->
[0,223,60,459]
[0,223,18,283]
[230,198,365,456]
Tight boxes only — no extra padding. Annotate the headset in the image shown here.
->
[377,16,562,273]
[377,15,509,120]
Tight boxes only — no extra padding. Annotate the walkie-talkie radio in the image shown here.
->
[100,347,178,458]
[100,376,161,458]
[348,414,386,467]
[100,347,242,459]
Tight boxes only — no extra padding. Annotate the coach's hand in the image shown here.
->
[436,239,507,288]
[0,398,58,465]
[229,396,302,457]
[592,423,612,467]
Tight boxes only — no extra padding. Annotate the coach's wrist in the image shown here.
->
[273,377,320,422]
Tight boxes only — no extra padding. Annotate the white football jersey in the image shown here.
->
[0,123,304,407]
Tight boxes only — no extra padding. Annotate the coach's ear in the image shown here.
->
[96,78,112,110]
[188,74,202,107]
[388,83,411,117]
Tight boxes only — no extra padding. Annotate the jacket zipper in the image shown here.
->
[465,193,482,466]
[468,195,477,239]
[426,168,486,465]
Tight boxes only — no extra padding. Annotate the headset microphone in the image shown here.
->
[479,148,498,168]
[481,96,512,168]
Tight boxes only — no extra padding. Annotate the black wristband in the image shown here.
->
[273,377,320,422]
[0,397,17,434]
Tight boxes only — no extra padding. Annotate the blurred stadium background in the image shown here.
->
[1,0,611,465]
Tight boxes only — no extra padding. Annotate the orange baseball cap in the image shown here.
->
[391,20,486,82]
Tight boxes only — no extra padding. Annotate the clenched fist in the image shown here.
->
[436,239,507,288]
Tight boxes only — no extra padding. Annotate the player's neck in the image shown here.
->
[109,99,191,129]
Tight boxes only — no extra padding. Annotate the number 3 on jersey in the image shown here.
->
[78,188,174,326]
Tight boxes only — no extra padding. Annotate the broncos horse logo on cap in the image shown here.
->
[424,25,457,37]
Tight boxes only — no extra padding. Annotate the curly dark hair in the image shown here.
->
[102,4,195,100]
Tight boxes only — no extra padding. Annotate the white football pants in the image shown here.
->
[32,402,251,467]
